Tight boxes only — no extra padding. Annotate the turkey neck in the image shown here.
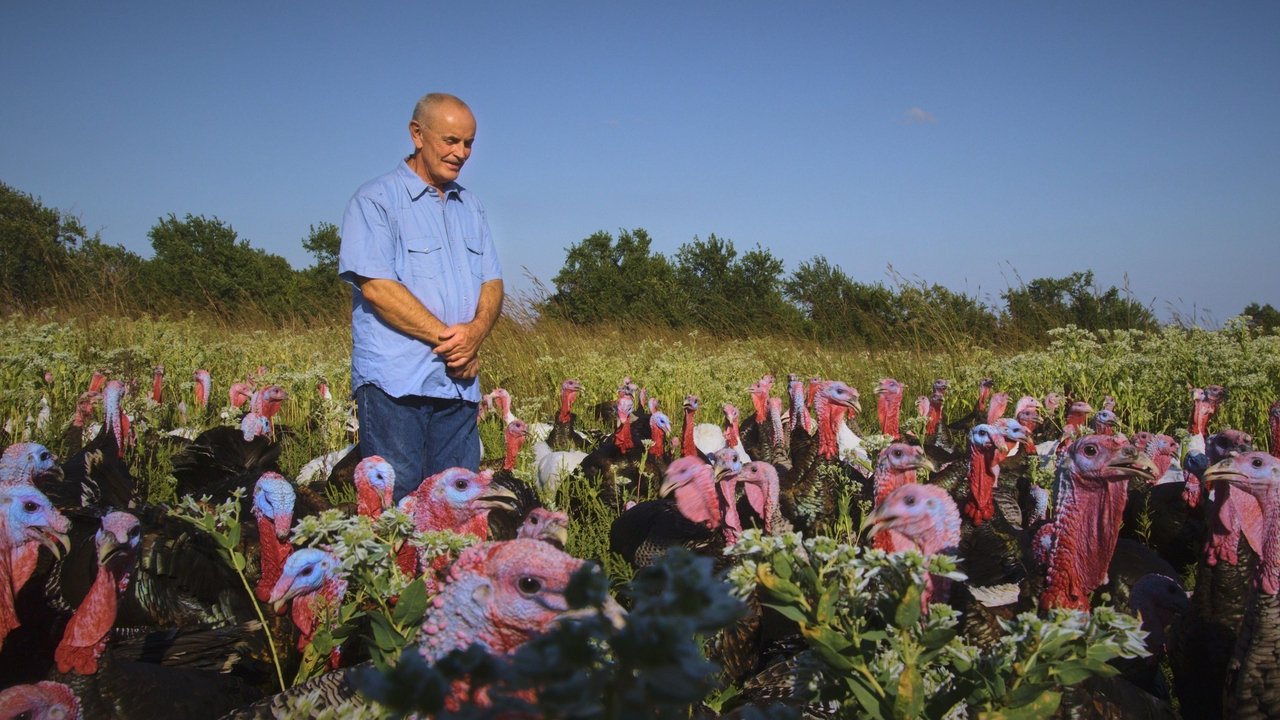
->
[0,548,17,643]
[256,515,293,603]
[1041,473,1128,611]
[557,388,574,424]
[680,405,697,458]
[814,395,839,460]
[291,576,347,652]
[54,556,126,674]
[104,382,128,458]
[356,481,384,518]
[962,445,998,526]
[1255,486,1280,595]
[873,464,917,507]
[878,393,901,439]
[502,432,522,472]
[1206,484,1265,568]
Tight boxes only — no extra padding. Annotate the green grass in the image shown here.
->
[4,313,1280,494]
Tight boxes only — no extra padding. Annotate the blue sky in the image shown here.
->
[3,2,1277,324]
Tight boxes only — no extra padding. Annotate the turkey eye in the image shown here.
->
[300,567,313,576]
[517,577,542,595]
[23,501,38,512]
[1253,458,1264,468]
[1083,445,1097,457]
[40,452,50,461]
[454,480,468,490]
[128,526,140,538]
[903,495,916,506]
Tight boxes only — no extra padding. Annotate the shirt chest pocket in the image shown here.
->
[404,236,447,280]
[463,236,486,280]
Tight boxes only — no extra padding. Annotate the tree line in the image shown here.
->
[540,228,1179,347]
[4,180,1276,343]
[1,181,346,321]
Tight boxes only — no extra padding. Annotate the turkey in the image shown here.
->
[265,549,348,672]
[1039,435,1158,612]
[0,681,78,719]
[781,380,865,536]
[0,442,63,488]
[578,396,668,509]
[545,378,588,451]
[0,484,71,651]
[874,377,906,440]
[45,380,139,511]
[737,374,776,460]
[1168,428,1258,720]
[1202,452,1280,719]
[34,511,271,719]
[485,420,545,542]
[867,442,936,551]
[395,467,519,575]
[225,538,625,718]
[609,454,741,571]
[864,482,961,605]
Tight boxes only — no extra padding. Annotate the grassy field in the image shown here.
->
[4,311,1278,716]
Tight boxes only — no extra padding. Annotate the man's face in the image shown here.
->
[410,103,476,190]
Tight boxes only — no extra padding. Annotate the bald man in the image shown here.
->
[339,93,504,501]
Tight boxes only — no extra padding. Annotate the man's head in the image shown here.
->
[408,93,476,192]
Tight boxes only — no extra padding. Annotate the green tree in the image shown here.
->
[1242,302,1280,333]
[142,213,306,318]
[63,237,148,312]
[542,228,680,325]
[303,222,341,276]
[1002,271,1157,340]
[0,181,87,306]
[784,257,902,345]
[672,234,798,334]
[298,222,348,316]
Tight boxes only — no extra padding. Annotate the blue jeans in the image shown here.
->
[355,383,481,502]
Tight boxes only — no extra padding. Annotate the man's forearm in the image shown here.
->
[357,277,447,345]
[470,279,504,339]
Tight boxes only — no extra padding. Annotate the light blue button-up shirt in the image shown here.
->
[339,161,502,402]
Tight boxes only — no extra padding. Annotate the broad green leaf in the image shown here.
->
[980,689,1062,720]
[391,578,428,626]
[1008,682,1056,710]
[761,601,810,625]
[367,613,399,652]
[894,583,923,628]
[894,664,924,719]
[845,675,886,720]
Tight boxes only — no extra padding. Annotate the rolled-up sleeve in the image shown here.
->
[339,191,399,286]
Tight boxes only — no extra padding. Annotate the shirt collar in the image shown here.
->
[397,160,464,202]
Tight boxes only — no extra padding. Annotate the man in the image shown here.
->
[339,93,503,502]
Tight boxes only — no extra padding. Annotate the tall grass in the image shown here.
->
[2,309,1277,505]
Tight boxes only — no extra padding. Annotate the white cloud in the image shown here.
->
[902,107,938,125]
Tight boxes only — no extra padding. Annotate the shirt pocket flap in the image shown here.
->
[405,236,446,279]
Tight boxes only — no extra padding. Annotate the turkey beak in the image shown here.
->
[1201,459,1244,489]
[658,475,686,497]
[96,533,125,565]
[558,595,627,630]
[858,507,892,541]
[31,526,71,559]
[475,484,519,512]
[544,522,569,548]
[911,455,937,474]
[1108,449,1159,482]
